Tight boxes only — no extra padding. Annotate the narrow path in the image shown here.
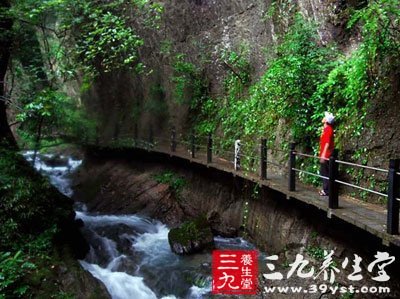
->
[131,140,400,248]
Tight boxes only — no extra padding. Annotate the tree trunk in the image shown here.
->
[32,115,44,165]
[0,0,17,148]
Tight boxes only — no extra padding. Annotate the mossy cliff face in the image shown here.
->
[84,0,351,139]
[83,0,400,195]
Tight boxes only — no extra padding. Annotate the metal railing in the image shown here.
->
[288,143,400,235]
[92,129,400,236]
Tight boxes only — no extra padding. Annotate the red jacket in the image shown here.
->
[319,125,334,158]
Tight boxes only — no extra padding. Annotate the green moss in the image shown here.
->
[306,245,326,261]
[153,170,186,198]
[169,214,211,247]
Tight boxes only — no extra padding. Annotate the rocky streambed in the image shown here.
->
[26,148,400,298]
[69,149,400,299]
[27,151,268,298]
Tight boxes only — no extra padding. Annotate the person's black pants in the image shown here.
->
[320,161,329,194]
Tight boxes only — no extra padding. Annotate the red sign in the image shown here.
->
[212,250,258,295]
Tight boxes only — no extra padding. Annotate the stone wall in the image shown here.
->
[84,0,400,180]
[86,0,348,139]
[73,149,400,297]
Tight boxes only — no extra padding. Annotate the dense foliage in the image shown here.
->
[0,1,163,297]
[9,0,163,78]
[0,151,71,248]
[172,53,209,109]
[0,251,36,298]
[192,1,400,184]
[0,0,399,295]
[0,149,73,297]
[3,0,163,150]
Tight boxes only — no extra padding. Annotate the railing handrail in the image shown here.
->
[294,152,320,160]
[294,151,389,173]
[89,131,400,236]
[336,160,388,173]
[93,134,393,175]
[105,134,391,179]
[292,168,328,180]
[291,150,389,197]
[334,179,388,197]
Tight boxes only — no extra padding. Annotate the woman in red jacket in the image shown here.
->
[319,112,335,196]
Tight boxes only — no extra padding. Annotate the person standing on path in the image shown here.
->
[319,112,335,196]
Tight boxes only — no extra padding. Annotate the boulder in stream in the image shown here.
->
[42,154,69,167]
[168,215,214,255]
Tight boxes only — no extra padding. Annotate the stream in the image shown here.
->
[23,151,264,299]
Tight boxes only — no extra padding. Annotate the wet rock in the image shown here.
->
[72,162,186,226]
[42,155,69,167]
[168,215,214,255]
[207,211,238,238]
[57,261,111,299]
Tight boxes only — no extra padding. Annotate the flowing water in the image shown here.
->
[23,151,264,299]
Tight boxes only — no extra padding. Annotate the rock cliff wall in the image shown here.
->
[86,0,345,138]
[84,0,400,176]
[73,150,400,298]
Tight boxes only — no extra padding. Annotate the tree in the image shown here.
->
[1,0,163,150]
[0,0,17,148]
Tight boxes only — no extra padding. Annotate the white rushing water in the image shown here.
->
[76,211,178,299]
[80,262,160,299]
[23,151,82,197]
[24,151,260,299]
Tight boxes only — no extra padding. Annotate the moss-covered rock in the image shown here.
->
[168,214,214,255]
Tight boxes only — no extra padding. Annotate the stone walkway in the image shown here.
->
[137,140,400,247]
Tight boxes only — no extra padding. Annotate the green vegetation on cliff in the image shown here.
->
[0,150,72,248]
[154,170,186,198]
[188,1,400,188]
[1,1,164,297]
[0,149,80,298]
[0,0,398,295]
[196,1,399,144]
[2,0,164,150]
